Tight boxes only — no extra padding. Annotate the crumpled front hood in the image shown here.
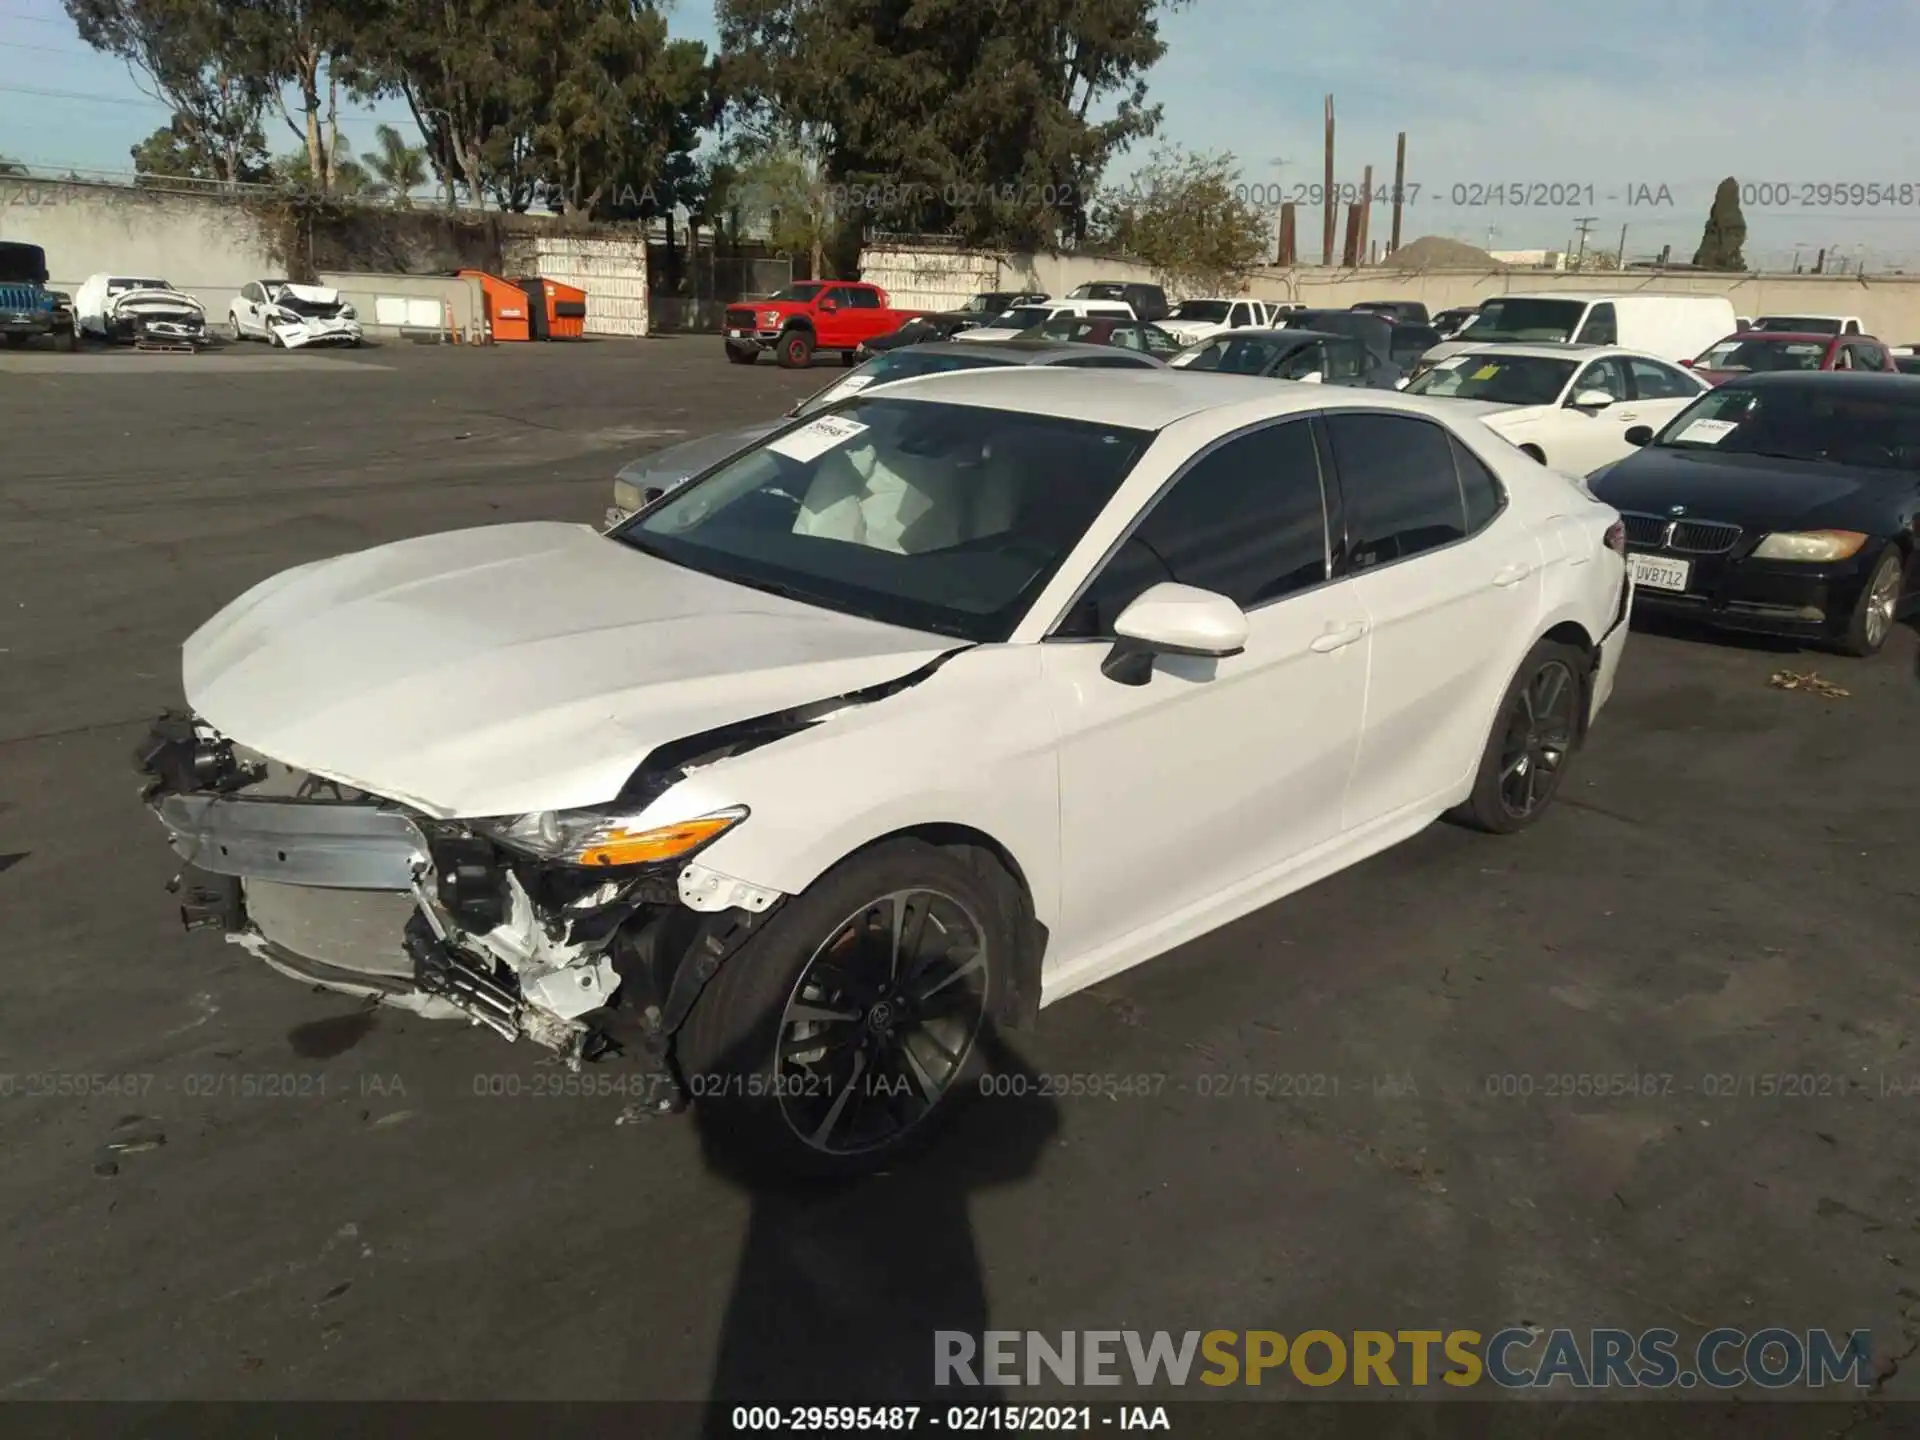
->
[109,287,204,317]
[183,522,955,818]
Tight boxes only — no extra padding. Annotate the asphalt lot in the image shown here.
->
[2,335,1918,1420]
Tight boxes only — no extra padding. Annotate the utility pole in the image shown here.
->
[1571,215,1597,269]
[1616,223,1628,270]
[1357,163,1372,264]
[1389,131,1407,255]
[1322,95,1336,267]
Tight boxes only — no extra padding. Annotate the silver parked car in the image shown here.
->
[607,339,1169,524]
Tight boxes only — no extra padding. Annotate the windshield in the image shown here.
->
[1172,334,1303,374]
[1694,338,1827,373]
[1754,316,1843,335]
[767,283,826,302]
[620,397,1153,641]
[108,278,171,295]
[1653,384,1920,470]
[988,307,1053,330]
[1405,353,1578,405]
[1463,298,1587,343]
[1168,301,1231,323]
[795,350,1011,415]
[0,243,47,284]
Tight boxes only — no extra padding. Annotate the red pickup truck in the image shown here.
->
[723,281,924,368]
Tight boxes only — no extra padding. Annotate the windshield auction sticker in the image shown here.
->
[1676,418,1737,444]
[766,414,870,463]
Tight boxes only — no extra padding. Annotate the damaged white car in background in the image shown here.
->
[139,370,1629,1175]
[74,273,211,346]
[228,279,362,347]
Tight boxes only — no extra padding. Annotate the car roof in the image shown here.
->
[1712,372,1920,395]
[893,338,1150,364]
[864,365,1475,430]
[1440,341,1626,361]
[1714,331,1838,344]
[1191,328,1336,344]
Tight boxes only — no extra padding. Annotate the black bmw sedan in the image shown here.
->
[1587,372,1920,656]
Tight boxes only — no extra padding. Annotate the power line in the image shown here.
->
[0,81,406,128]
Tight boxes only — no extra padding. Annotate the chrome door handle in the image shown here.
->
[1492,561,1534,587]
[1616,410,1639,420]
[1310,620,1368,653]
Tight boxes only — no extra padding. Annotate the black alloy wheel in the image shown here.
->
[776,888,989,1158]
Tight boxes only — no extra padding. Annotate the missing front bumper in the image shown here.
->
[134,712,709,1079]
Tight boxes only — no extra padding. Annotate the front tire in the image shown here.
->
[724,344,757,365]
[1837,545,1903,657]
[1451,639,1586,834]
[676,838,1010,1178]
[776,329,814,368]
[228,313,245,342]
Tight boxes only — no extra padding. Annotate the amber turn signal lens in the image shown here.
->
[577,812,743,868]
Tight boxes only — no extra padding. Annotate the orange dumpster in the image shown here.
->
[518,278,587,340]
[457,269,532,341]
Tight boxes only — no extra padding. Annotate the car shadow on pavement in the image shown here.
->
[694,1023,1058,1432]
[1628,609,1809,655]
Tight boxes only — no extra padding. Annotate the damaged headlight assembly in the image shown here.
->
[467,804,748,869]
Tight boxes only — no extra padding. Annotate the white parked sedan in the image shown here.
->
[139,371,1630,1175]
[1401,343,1709,474]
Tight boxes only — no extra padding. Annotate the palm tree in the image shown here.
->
[361,124,427,207]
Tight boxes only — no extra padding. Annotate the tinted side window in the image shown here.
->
[1326,413,1467,568]
[1324,339,1370,381]
[1575,303,1617,344]
[1627,357,1696,399]
[846,287,881,309]
[1058,421,1327,634]
[1854,342,1888,370]
[1451,436,1505,532]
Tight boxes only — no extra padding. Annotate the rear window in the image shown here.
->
[1694,338,1827,373]
[1755,316,1843,335]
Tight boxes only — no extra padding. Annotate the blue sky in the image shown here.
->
[4,0,1918,268]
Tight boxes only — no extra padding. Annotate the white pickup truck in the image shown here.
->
[1158,298,1294,347]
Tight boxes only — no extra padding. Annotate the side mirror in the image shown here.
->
[1394,377,1410,390]
[1570,389,1615,409]
[1624,425,1654,447]
[818,299,838,313]
[1101,583,1249,686]
[1299,371,1325,385]
[1679,358,1695,368]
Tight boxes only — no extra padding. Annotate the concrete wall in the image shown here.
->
[506,234,649,337]
[858,240,1920,341]
[314,271,482,342]
[1,176,277,322]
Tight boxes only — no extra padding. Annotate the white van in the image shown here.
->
[1420,293,1737,368]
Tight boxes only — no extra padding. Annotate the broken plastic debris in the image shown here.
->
[1769,670,1849,698]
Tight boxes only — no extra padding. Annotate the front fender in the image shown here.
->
[656,646,1062,928]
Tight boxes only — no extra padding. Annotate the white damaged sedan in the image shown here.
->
[228,279,363,348]
[141,371,1631,1173]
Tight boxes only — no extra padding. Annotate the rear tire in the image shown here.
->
[2,333,26,349]
[1450,639,1586,834]
[1837,545,1904,657]
[676,838,1012,1180]
[776,329,814,368]
[51,325,74,353]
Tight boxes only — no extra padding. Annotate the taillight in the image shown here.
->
[1603,520,1627,555]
